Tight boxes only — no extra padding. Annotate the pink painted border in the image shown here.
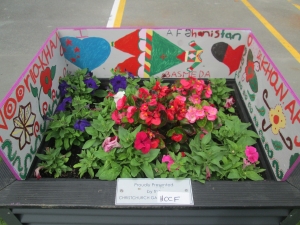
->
[0,28,58,180]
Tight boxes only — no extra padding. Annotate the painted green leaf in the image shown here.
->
[271,139,283,151]
[50,65,56,80]
[30,84,38,97]
[247,90,255,101]
[255,105,266,116]
[289,153,300,168]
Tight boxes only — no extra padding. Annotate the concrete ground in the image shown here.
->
[0,0,299,100]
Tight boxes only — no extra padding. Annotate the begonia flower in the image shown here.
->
[111,110,125,124]
[126,106,137,123]
[245,146,259,163]
[134,131,151,154]
[180,79,192,90]
[150,138,160,149]
[185,106,205,123]
[138,88,150,100]
[171,133,183,142]
[205,84,212,98]
[203,106,218,121]
[102,136,121,152]
[116,95,127,110]
[113,91,125,104]
[189,94,201,104]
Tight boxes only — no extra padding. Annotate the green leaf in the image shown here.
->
[93,89,107,98]
[255,105,266,116]
[141,162,154,178]
[88,168,95,178]
[245,171,264,181]
[63,138,69,150]
[131,124,142,137]
[204,121,213,132]
[271,139,283,151]
[50,65,56,80]
[247,90,255,101]
[120,166,132,178]
[142,149,160,162]
[82,139,96,149]
[201,132,211,145]
[30,84,39,97]
[130,158,141,166]
[182,124,196,136]
[227,169,240,179]
[130,165,140,177]
[196,117,207,128]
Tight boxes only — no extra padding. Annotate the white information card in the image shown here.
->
[115,178,194,205]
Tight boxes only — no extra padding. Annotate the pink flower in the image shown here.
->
[185,106,205,123]
[180,79,192,90]
[175,95,186,103]
[205,84,212,98]
[245,146,259,163]
[102,136,121,152]
[206,166,211,180]
[193,80,205,92]
[34,166,44,180]
[148,99,158,107]
[225,96,235,109]
[134,131,151,154]
[203,106,218,121]
[116,95,127,110]
[243,158,251,169]
[189,94,201,104]
[126,106,137,123]
[162,155,174,171]
[111,110,125,124]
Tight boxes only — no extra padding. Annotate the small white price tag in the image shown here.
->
[157,191,191,205]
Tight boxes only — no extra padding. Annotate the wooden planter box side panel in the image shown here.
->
[0,29,67,180]
[235,33,300,181]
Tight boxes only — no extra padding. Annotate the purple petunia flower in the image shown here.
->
[55,97,72,112]
[110,75,127,93]
[84,78,98,90]
[74,119,91,132]
[58,81,69,97]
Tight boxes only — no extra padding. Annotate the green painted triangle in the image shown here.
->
[149,32,185,76]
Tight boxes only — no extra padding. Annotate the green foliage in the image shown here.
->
[209,78,233,108]
[82,114,115,149]
[73,147,101,178]
[36,147,72,178]
[0,218,7,225]
[59,68,102,101]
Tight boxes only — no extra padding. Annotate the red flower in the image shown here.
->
[152,81,169,98]
[171,133,183,142]
[150,138,160,149]
[140,110,161,126]
[40,67,52,95]
[134,131,151,154]
[180,152,186,157]
[138,88,150,100]
[126,106,137,123]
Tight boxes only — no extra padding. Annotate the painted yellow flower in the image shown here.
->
[269,105,286,135]
[10,103,36,150]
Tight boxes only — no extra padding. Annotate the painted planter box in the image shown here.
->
[0,28,300,225]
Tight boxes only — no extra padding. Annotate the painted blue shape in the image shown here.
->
[60,37,111,70]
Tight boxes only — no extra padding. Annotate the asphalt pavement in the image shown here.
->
[0,0,299,100]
